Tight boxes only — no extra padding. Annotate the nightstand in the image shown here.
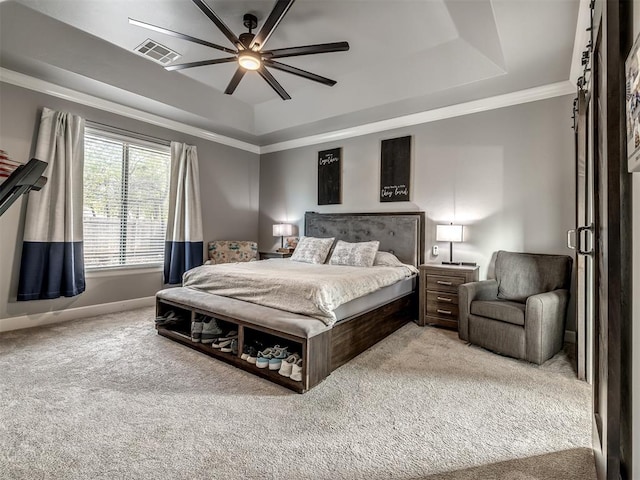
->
[419,264,479,329]
[259,251,292,260]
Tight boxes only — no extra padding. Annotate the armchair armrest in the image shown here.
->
[458,279,498,341]
[525,289,570,364]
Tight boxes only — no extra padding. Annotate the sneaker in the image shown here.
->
[290,359,303,382]
[201,317,223,344]
[240,344,251,361]
[221,338,238,354]
[268,346,289,370]
[191,316,203,342]
[211,331,238,349]
[246,347,259,364]
[255,356,270,369]
[155,311,180,327]
[278,353,301,377]
[255,345,279,369]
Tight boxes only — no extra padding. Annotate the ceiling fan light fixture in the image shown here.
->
[238,50,261,71]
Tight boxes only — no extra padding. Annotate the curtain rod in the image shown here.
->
[86,120,171,147]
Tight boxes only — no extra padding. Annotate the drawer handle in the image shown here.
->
[436,280,452,286]
[437,309,453,315]
[436,296,453,302]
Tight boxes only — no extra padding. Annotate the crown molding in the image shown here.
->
[1,68,574,156]
[0,68,260,154]
[260,81,576,153]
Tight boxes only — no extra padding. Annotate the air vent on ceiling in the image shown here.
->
[134,39,181,65]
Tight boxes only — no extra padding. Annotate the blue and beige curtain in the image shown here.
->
[164,142,203,284]
[18,108,85,300]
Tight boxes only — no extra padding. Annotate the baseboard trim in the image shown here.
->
[564,330,576,344]
[0,296,155,333]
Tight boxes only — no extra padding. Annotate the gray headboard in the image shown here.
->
[304,211,425,267]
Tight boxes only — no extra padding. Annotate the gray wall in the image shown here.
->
[259,95,576,328]
[0,82,259,320]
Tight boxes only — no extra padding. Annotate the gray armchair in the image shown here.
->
[458,250,573,365]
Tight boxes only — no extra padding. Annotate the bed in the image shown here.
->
[155,211,425,393]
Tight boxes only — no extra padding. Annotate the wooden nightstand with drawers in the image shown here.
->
[419,264,480,329]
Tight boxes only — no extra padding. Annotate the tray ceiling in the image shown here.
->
[0,0,580,145]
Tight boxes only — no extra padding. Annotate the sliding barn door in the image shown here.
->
[588,1,632,478]
[572,90,594,384]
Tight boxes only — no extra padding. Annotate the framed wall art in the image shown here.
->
[380,135,411,202]
[318,147,342,205]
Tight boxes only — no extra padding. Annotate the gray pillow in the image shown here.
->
[496,250,572,303]
[373,251,403,267]
[290,236,335,264]
[328,240,380,267]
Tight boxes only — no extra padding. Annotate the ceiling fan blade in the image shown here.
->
[128,18,236,54]
[249,0,295,51]
[224,68,247,95]
[264,41,350,59]
[265,60,336,86]
[165,57,236,71]
[258,68,291,100]
[191,0,242,49]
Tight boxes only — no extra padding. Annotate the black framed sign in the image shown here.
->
[318,147,341,205]
[380,135,411,202]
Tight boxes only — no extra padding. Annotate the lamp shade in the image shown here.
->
[273,223,294,237]
[436,224,463,242]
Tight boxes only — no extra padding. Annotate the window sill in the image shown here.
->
[85,265,163,278]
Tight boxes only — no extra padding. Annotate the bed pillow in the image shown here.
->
[328,240,380,267]
[373,251,404,267]
[290,236,335,264]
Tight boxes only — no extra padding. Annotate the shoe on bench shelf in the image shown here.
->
[212,331,238,349]
[268,346,289,371]
[290,359,303,382]
[221,339,238,354]
[278,353,301,377]
[201,317,223,344]
[191,315,204,342]
[155,311,180,327]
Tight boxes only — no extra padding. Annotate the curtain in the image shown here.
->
[17,108,85,300]
[164,142,203,284]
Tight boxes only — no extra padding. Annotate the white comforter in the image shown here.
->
[182,259,418,326]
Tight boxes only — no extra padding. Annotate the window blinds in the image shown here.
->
[83,128,170,269]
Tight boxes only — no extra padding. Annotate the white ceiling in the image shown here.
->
[0,0,580,146]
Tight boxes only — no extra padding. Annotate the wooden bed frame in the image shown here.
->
[155,211,425,393]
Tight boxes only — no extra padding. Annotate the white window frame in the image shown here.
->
[83,125,170,271]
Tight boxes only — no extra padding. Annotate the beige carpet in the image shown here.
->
[0,307,595,479]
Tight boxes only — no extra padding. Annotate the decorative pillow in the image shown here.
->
[328,240,380,267]
[290,236,335,264]
[373,251,404,267]
[207,240,258,265]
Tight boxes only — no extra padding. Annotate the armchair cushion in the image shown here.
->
[470,300,526,326]
[206,240,257,265]
[495,251,572,303]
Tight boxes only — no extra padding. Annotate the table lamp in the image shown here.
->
[273,223,294,252]
[436,224,463,265]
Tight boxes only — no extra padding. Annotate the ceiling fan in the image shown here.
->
[129,0,350,100]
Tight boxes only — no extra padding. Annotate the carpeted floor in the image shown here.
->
[0,307,595,479]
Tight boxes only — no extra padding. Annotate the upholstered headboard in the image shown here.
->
[304,211,425,267]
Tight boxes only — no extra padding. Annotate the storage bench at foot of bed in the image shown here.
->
[156,287,332,393]
[155,287,416,393]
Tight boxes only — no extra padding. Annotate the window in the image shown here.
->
[83,127,170,269]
